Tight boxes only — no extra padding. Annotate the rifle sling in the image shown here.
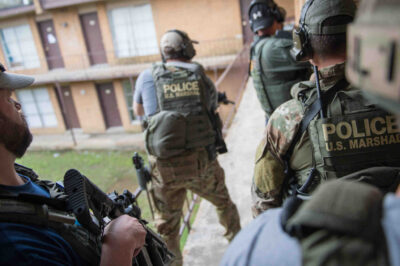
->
[283,79,348,163]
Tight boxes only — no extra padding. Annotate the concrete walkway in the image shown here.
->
[183,79,265,266]
[29,128,145,151]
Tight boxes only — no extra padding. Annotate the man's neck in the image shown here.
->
[311,56,346,69]
[0,146,24,186]
[166,58,190,63]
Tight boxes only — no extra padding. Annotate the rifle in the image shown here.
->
[132,152,151,191]
[210,111,228,156]
[63,169,174,266]
[208,91,235,157]
[217,91,235,105]
[132,152,155,219]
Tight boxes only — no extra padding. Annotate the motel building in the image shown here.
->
[0,0,296,135]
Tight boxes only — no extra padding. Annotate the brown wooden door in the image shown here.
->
[96,83,122,128]
[57,86,80,129]
[37,20,64,69]
[240,0,254,45]
[80,12,107,65]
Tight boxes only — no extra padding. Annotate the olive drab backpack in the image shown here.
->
[284,179,390,266]
[250,36,310,117]
[145,62,215,159]
[284,79,400,196]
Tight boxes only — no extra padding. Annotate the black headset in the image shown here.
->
[291,0,315,61]
[164,29,196,60]
[248,0,284,32]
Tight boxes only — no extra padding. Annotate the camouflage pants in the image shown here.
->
[149,149,241,266]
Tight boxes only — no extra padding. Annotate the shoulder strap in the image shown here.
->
[249,35,269,74]
[255,38,275,115]
[283,78,349,163]
[14,163,38,181]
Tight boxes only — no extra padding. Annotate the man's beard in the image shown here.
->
[0,112,32,158]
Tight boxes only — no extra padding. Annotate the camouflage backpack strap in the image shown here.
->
[285,180,390,266]
[282,79,349,196]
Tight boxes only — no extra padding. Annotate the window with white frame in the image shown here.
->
[122,79,138,123]
[16,88,58,128]
[0,24,40,69]
[109,3,158,58]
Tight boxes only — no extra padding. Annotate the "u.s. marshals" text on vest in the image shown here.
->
[321,115,400,152]
[163,81,200,99]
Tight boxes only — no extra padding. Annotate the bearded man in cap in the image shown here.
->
[248,0,310,124]
[134,29,241,266]
[0,64,147,265]
[251,0,400,216]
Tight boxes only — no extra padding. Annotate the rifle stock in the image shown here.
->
[64,169,173,266]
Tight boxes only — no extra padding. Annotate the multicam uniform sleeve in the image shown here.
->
[251,99,304,217]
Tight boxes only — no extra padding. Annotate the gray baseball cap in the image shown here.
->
[0,63,34,90]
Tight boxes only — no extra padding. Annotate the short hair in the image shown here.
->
[162,47,184,60]
[310,15,353,60]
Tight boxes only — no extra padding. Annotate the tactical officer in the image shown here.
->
[222,1,400,265]
[134,30,241,266]
[251,0,400,216]
[0,65,147,265]
[248,0,310,123]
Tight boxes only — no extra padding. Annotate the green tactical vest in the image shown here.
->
[250,36,310,117]
[0,164,101,266]
[149,62,215,157]
[292,81,400,191]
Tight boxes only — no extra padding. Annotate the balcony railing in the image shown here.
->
[39,0,100,10]
[0,0,33,9]
[0,0,34,17]
[21,37,243,85]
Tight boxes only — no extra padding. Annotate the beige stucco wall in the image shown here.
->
[70,82,106,133]
[276,0,296,22]
[150,0,243,57]
[52,7,89,70]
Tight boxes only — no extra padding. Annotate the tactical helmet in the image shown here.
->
[291,0,356,61]
[346,0,400,115]
[248,0,284,33]
[160,29,198,61]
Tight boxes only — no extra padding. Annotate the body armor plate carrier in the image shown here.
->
[146,62,215,158]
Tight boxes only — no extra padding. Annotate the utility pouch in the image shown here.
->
[145,111,187,159]
[155,152,199,182]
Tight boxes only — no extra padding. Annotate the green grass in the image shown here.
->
[17,150,144,192]
[180,197,201,250]
[16,150,157,220]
